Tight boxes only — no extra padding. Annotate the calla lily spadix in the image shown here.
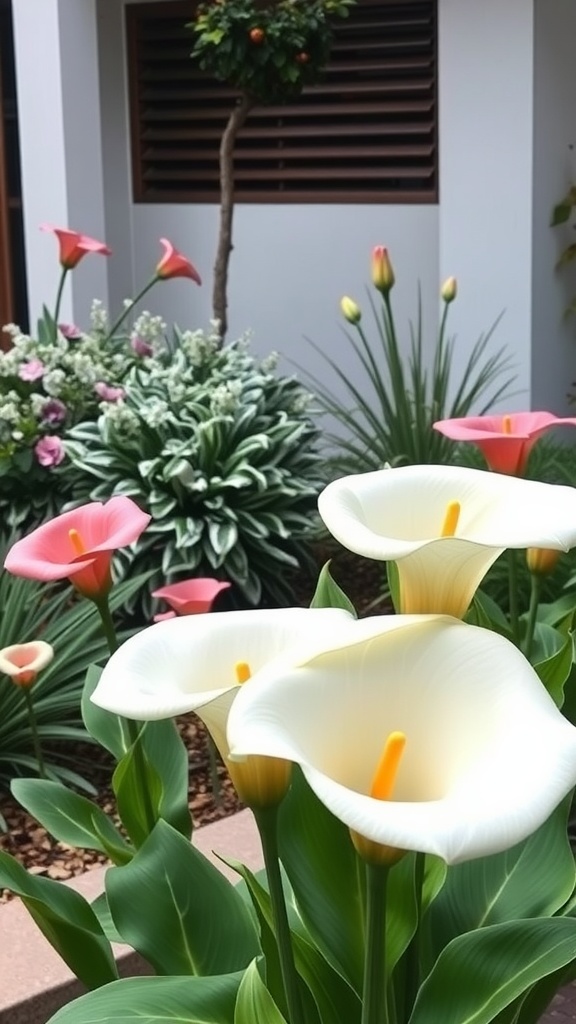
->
[318,464,576,617]
[227,615,576,864]
[91,606,355,807]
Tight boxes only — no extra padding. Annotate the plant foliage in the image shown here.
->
[63,328,323,614]
[306,284,515,476]
[0,550,149,789]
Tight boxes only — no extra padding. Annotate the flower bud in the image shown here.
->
[340,296,362,324]
[441,276,458,303]
[372,246,395,295]
[526,547,560,577]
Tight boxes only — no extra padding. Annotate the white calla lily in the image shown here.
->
[227,615,576,864]
[91,606,355,807]
[318,464,576,616]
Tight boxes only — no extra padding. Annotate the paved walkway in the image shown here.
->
[542,984,576,1022]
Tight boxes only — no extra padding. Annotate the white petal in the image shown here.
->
[228,616,576,864]
[91,607,355,720]
[318,465,576,556]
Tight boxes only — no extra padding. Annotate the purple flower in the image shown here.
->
[58,322,83,341]
[94,382,125,402]
[131,336,153,358]
[41,399,67,427]
[34,436,65,468]
[19,359,45,382]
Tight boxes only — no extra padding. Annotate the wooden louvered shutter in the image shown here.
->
[127,0,437,204]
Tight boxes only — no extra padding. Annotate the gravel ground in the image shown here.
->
[0,540,387,900]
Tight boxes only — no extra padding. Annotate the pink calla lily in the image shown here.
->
[4,497,150,600]
[0,641,54,688]
[152,578,231,618]
[41,224,111,269]
[156,239,202,285]
[433,411,576,476]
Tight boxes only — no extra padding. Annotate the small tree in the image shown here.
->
[190,0,354,339]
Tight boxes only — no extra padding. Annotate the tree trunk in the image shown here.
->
[212,93,255,342]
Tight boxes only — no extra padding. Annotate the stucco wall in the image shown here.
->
[16,0,576,416]
[97,0,440,399]
[531,0,576,415]
[438,0,535,412]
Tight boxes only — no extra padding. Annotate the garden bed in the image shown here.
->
[0,539,387,897]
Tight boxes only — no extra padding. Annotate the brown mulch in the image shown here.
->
[0,539,387,901]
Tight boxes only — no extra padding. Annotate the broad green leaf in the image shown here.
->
[106,820,260,976]
[278,768,365,993]
[0,851,117,989]
[91,892,125,945]
[230,858,360,1024]
[10,778,133,865]
[533,627,573,706]
[138,718,192,839]
[82,664,126,759]
[310,561,357,616]
[409,917,576,1024]
[466,589,511,637]
[428,799,575,959]
[113,734,163,847]
[235,959,288,1024]
[47,972,243,1024]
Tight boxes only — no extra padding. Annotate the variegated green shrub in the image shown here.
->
[63,327,322,615]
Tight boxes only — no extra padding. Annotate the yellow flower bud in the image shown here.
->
[526,548,560,577]
[340,296,362,324]
[372,246,395,294]
[441,276,458,303]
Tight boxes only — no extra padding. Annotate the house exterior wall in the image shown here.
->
[96,0,440,396]
[13,0,576,417]
[12,0,108,327]
[531,0,576,415]
[438,0,535,411]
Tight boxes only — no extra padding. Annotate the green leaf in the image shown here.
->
[47,972,243,1024]
[230,858,359,1024]
[310,561,357,616]
[235,959,288,1024]
[138,719,193,839]
[533,626,573,707]
[279,767,365,993]
[386,560,400,613]
[10,778,133,865]
[427,799,575,959]
[82,664,126,759]
[409,918,576,1024]
[0,851,118,989]
[106,820,260,976]
[112,733,163,847]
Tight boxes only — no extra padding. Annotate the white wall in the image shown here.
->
[531,0,576,415]
[12,0,108,328]
[19,0,574,418]
[438,0,535,411]
[96,0,439,399]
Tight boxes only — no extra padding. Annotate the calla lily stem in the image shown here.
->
[94,595,157,836]
[103,276,159,343]
[52,267,69,340]
[253,805,304,1024]
[23,686,47,779]
[361,861,390,1024]
[524,574,540,662]
[404,851,425,1018]
[507,549,521,646]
